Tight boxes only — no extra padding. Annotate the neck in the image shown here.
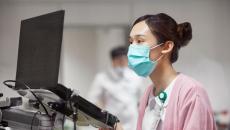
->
[149,61,177,96]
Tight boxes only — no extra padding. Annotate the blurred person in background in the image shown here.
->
[88,46,144,130]
[215,110,230,130]
[115,13,217,130]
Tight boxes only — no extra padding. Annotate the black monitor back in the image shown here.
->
[16,10,64,89]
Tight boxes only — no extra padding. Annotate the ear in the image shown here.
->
[161,41,174,54]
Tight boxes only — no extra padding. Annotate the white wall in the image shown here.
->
[0,0,230,112]
[60,26,126,97]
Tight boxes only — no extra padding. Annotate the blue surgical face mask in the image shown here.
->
[127,43,163,77]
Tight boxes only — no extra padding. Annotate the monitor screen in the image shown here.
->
[16,10,64,89]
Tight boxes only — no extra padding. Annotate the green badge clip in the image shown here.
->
[158,90,167,103]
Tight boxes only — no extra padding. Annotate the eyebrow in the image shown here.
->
[129,34,146,39]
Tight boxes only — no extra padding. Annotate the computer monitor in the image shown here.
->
[14,10,118,129]
[15,10,64,89]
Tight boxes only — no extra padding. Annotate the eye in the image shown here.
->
[128,38,133,44]
[137,40,141,43]
[137,38,144,43]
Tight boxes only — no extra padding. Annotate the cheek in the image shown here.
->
[120,59,128,66]
[149,49,162,61]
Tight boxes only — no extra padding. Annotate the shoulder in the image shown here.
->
[94,71,108,80]
[177,73,206,96]
[176,74,211,107]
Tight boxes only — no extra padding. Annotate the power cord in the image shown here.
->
[62,101,67,130]
[69,94,77,130]
[70,100,78,130]
[62,114,65,130]
[3,80,50,116]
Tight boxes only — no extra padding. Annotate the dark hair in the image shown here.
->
[132,13,192,63]
[110,46,128,60]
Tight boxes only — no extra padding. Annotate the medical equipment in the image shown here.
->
[0,10,119,130]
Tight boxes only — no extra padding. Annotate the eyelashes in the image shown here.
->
[128,39,144,44]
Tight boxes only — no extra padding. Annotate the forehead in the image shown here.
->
[130,21,151,37]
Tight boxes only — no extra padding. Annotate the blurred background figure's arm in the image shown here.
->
[87,73,106,109]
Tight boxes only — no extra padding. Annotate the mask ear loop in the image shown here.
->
[150,43,164,50]
[149,43,165,62]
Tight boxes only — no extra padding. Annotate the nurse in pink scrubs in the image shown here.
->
[114,13,217,130]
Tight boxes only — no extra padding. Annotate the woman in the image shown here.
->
[115,13,217,130]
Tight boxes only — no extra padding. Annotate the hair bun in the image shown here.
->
[177,22,192,47]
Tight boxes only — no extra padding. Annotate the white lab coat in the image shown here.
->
[88,67,145,130]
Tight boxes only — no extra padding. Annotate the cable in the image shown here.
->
[31,111,41,130]
[62,114,65,130]
[71,100,77,130]
[68,94,78,130]
[3,80,50,116]
[62,101,67,130]
[73,110,77,130]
